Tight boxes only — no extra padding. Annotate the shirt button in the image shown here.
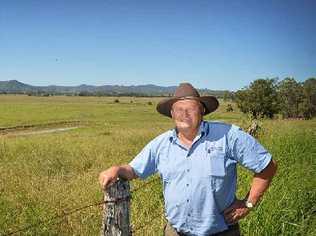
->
[187,199,189,202]
[186,169,190,172]
[186,184,189,187]
[188,213,191,217]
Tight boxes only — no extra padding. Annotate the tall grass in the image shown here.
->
[0,95,315,235]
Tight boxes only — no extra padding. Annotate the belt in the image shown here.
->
[177,223,240,236]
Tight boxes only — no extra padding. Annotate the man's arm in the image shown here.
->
[247,159,278,205]
[224,159,277,224]
[99,165,138,189]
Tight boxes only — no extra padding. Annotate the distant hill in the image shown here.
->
[0,80,231,97]
[0,80,35,92]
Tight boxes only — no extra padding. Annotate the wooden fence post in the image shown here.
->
[247,120,260,137]
[101,179,131,236]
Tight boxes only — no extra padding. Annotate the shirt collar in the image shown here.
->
[169,120,208,143]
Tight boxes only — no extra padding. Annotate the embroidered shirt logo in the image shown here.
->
[208,146,223,153]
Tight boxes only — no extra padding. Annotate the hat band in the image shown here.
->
[176,96,200,100]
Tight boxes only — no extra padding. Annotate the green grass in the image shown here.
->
[0,95,315,235]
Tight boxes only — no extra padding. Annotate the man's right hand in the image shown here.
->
[99,166,120,189]
[99,165,138,189]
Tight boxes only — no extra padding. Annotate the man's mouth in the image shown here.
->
[179,119,191,123]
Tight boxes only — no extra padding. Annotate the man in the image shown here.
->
[99,83,277,235]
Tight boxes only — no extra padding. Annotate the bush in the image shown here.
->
[277,78,304,118]
[235,77,316,119]
[235,78,279,118]
[226,104,233,112]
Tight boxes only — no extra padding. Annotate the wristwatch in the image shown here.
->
[244,200,255,209]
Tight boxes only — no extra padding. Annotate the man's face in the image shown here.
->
[171,99,203,131]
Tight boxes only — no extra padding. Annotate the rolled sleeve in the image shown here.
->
[229,126,272,173]
[129,141,157,179]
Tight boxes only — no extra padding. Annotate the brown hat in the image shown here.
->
[156,83,219,117]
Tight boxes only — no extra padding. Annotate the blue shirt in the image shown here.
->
[129,121,272,235]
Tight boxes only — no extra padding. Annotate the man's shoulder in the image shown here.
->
[204,120,238,130]
[148,129,173,146]
[203,120,241,137]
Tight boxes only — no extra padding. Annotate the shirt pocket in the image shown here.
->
[207,149,226,191]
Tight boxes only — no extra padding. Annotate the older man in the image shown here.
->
[99,83,277,236]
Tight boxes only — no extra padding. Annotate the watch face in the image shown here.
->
[246,201,254,208]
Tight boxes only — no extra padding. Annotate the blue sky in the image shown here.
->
[1,0,315,90]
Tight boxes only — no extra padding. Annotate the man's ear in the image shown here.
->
[170,109,174,117]
[199,103,206,115]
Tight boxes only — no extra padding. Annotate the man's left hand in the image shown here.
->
[223,199,250,224]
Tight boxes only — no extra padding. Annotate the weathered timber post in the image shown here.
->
[247,120,260,137]
[101,179,131,236]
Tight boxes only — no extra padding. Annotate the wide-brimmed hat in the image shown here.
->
[156,83,219,117]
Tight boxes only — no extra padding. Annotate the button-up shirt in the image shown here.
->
[129,121,272,235]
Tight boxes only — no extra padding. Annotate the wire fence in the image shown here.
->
[2,123,261,236]
[2,176,163,236]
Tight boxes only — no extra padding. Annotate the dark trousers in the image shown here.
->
[164,222,241,236]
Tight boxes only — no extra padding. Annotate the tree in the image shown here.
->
[235,78,279,118]
[226,104,234,112]
[235,88,251,114]
[300,78,316,119]
[277,78,304,118]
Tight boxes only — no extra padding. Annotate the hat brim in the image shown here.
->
[156,96,219,118]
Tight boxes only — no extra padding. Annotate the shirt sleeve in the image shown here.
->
[228,125,272,173]
[129,140,158,179]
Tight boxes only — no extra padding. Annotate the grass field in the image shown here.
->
[0,95,315,235]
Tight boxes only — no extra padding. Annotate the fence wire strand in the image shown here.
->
[2,177,162,236]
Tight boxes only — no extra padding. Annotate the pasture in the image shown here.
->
[0,95,315,235]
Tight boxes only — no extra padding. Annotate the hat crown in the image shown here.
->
[174,83,200,98]
[156,82,219,118]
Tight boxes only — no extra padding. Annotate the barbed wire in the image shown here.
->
[2,178,162,236]
[2,196,131,236]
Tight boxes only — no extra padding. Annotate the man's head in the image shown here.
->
[156,83,219,118]
[171,99,204,131]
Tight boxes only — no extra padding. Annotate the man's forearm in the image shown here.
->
[223,160,277,224]
[246,160,277,205]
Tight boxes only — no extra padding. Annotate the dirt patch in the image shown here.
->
[2,127,79,137]
[0,120,82,137]
[0,120,81,131]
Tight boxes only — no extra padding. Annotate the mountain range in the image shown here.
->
[0,80,230,97]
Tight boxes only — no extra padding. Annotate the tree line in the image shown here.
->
[233,77,316,119]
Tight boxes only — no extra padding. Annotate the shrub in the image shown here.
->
[226,104,233,112]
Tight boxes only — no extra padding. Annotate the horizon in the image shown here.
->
[1,77,314,92]
[1,1,316,90]
[0,79,227,90]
